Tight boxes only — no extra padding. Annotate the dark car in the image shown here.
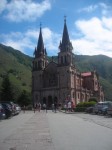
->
[101,102,112,115]
[85,106,94,113]
[93,102,103,114]
[93,101,112,115]
[1,103,12,119]
[0,104,6,120]
[107,102,112,116]
[1,101,16,115]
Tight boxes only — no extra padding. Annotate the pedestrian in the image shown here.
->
[58,102,62,111]
[38,103,41,112]
[33,104,36,113]
[64,103,67,113]
[43,103,47,113]
[68,101,71,112]
[52,103,54,112]
[54,102,57,113]
[23,105,26,113]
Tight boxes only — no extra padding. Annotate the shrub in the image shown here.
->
[75,107,86,112]
[88,97,97,102]
[75,101,96,112]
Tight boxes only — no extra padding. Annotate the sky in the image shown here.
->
[0,0,112,58]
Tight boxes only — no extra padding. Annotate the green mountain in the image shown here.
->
[0,43,112,101]
[0,44,32,101]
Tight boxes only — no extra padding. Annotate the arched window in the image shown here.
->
[61,56,63,64]
[65,55,67,63]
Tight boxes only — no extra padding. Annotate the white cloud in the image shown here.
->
[0,27,60,56]
[72,17,112,57]
[78,2,111,16]
[0,0,51,22]
[0,0,7,14]
[78,5,98,13]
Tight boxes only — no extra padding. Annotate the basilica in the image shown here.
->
[32,19,104,108]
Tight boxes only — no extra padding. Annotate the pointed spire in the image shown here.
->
[33,47,37,57]
[59,17,73,52]
[36,23,45,57]
[62,16,70,45]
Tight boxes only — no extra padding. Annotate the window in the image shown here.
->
[73,92,75,98]
[65,55,67,63]
[61,56,63,64]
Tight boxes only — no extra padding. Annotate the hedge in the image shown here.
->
[75,101,96,112]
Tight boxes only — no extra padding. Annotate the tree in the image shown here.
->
[17,90,31,106]
[1,75,14,101]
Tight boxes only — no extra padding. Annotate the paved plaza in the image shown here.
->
[0,111,112,150]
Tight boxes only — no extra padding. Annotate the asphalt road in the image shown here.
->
[0,111,112,150]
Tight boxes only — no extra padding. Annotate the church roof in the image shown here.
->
[81,72,92,77]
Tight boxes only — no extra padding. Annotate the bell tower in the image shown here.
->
[33,25,48,71]
[58,17,74,66]
[32,25,48,105]
[57,18,76,102]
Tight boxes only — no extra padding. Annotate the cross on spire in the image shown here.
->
[40,22,42,28]
[64,15,67,23]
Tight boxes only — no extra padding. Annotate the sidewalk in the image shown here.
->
[0,111,55,150]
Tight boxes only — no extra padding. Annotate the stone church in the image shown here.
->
[32,19,104,108]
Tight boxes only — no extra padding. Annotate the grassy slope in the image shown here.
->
[0,44,32,100]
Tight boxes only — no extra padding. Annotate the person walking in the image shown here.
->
[54,101,57,113]
[68,101,72,112]
[52,103,54,112]
[23,105,26,113]
[38,103,41,112]
[43,103,47,113]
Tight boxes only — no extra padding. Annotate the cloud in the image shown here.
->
[0,0,7,14]
[0,0,51,22]
[78,2,111,16]
[0,27,61,56]
[72,17,112,57]
[78,5,98,13]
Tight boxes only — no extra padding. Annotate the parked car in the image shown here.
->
[101,101,112,115]
[1,103,12,119]
[93,101,112,115]
[107,102,112,116]
[0,103,6,120]
[1,101,16,115]
[93,102,103,114]
[15,104,21,115]
[85,106,94,113]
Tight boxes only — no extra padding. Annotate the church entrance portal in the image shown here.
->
[43,97,47,104]
[48,96,52,109]
[47,96,58,109]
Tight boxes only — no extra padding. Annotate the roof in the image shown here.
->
[81,72,92,77]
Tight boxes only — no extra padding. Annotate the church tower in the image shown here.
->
[58,17,74,66]
[32,26,48,105]
[57,18,76,102]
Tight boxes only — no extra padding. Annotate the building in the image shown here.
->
[32,19,104,108]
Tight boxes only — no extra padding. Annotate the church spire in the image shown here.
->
[59,17,73,52]
[62,16,70,46]
[37,24,44,56]
[34,24,47,58]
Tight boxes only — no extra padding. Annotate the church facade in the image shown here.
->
[32,19,104,108]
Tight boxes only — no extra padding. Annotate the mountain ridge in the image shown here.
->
[0,43,112,101]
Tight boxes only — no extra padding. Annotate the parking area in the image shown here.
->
[72,112,112,129]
